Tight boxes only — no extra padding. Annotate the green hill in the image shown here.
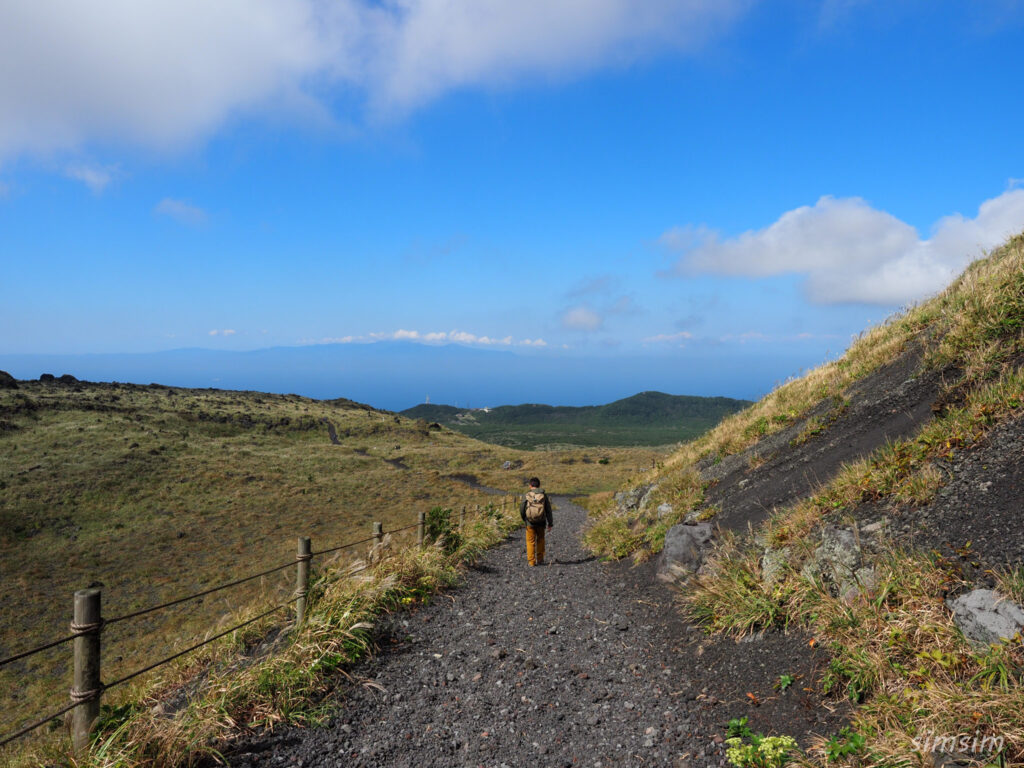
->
[401,391,752,449]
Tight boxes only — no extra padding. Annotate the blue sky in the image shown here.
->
[2,1,1024,404]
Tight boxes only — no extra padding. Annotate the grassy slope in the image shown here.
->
[402,391,752,449]
[585,232,1024,765]
[0,382,662,746]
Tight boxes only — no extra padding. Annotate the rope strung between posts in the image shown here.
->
[1,494,512,745]
[0,631,88,669]
[0,601,295,748]
[105,560,297,626]
[312,532,379,557]
[388,520,422,534]
[1,519,431,668]
[0,698,89,749]
[102,601,295,693]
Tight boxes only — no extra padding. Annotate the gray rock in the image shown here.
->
[760,546,792,585]
[657,523,714,583]
[801,525,865,598]
[947,589,1024,649]
[614,484,655,516]
[657,503,674,519]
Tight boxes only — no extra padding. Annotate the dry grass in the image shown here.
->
[586,231,1024,563]
[6,499,522,767]
[607,232,1024,765]
[0,381,662,754]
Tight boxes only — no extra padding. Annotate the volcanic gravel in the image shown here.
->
[845,408,1024,578]
[226,498,845,768]
[700,346,955,532]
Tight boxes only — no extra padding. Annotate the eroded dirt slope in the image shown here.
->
[699,346,956,532]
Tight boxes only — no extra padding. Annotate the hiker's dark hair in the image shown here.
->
[528,477,540,487]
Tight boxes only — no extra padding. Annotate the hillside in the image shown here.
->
[401,391,752,449]
[586,232,1024,765]
[0,377,661,745]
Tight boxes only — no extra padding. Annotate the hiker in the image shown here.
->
[520,477,553,566]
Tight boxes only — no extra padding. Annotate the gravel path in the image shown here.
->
[228,497,729,768]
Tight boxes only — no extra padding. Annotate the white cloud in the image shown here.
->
[155,197,208,226]
[348,329,538,347]
[0,1,748,160]
[663,190,1024,305]
[65,163,118,193]
[208,329,236,336]
[366,1,746,114]
[562,306,603,331]
[643,331,692,345]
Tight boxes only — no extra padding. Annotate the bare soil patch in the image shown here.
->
[701,346,955,531]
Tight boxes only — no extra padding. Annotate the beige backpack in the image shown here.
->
[524,489,547,524]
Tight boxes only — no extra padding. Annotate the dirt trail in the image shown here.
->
[227,498,844,767]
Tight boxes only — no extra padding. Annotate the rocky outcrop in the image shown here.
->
[614,483,655,516]
[657,522,714,583]
[799,525,877,602]
[0,370,17,389]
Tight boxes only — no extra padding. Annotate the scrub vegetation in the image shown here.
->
[401,391,751,449]
[587,232,1024,765]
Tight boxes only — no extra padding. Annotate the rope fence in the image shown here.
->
[1,493,521,755]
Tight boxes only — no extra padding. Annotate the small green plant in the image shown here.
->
[824,726,866,762]
[424,506,463,554]
[728,717,754,739]
[775,673,795,692]
[724,718,798,768]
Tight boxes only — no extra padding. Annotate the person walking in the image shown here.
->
[520,477,553,566]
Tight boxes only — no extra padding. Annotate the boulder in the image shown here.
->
[947,589,1024,649]
[656,522,714,583]
[0,370,17,389]
[801,525,876,601]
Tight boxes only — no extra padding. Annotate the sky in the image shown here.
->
[2,1,1024,406]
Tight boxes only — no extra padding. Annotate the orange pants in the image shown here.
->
[525,525,546,566]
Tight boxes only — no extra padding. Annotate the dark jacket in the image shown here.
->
[520,489,553,529]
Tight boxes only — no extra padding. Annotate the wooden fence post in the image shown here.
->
[373,521,383,544]
[417,510,426,546]
[295,537,312,627]
[71,588,102,756]
[460,506,466,531]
